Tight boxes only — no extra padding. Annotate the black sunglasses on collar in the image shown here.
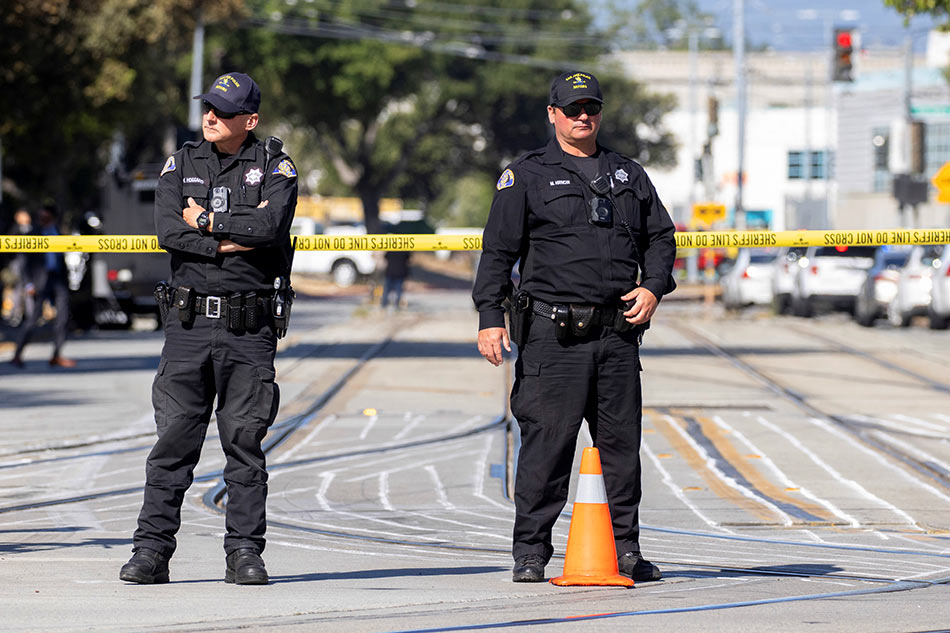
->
[559,102,602,117]
[201,100,246,119]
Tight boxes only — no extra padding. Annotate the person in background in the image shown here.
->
[3,208,33,327]
[381,250,411,310]
[10,204,75,369]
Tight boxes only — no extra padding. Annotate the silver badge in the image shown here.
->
[614,168,629,184]
[244,167,264,186]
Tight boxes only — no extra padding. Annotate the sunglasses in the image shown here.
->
[559,102,602,117]
[202,100,245,119]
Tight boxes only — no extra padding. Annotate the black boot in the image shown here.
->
[119,548,170,584]
[225,548,269,585]
[618,551,662,582]
[512,554,546,582]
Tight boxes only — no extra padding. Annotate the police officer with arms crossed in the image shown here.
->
[120,72,297,585]
[473,71,676,583]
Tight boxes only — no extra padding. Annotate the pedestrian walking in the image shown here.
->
[120,72,298,585]
[472,71,677,583]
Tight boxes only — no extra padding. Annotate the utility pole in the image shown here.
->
[188,8,205,133]
[733,0,746,230]
[687,29,699,283]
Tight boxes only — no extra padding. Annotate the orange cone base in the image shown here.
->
[550,573,634,587]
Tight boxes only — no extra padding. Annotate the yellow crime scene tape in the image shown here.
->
[1,229,949,253]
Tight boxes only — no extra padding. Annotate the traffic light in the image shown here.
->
[832,27,855,82]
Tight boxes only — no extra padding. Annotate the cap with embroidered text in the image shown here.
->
[193,72,261,115]
[549,71,604,107]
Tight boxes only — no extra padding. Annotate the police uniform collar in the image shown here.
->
[192,132,260,160]
[542,138,604,165]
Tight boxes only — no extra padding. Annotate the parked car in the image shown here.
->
[770,246,806,314]
[853,246,912,327]
[927,243,950,330]
[720,248,778,309]
[791,245,876,317]
[290,218,377,287]
[886,244,943,328]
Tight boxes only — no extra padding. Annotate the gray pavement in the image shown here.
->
[1,285,949,632]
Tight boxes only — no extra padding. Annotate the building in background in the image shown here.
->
[615,32,950,233]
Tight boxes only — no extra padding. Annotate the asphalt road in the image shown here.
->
[0,284,948,633]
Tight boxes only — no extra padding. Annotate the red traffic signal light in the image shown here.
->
[832,27,855,83]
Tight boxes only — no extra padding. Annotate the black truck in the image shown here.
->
[85,163,167,328]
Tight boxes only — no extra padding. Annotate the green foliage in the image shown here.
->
[0,0,243,220]
[885,0,950,28]
[1,0,678,234]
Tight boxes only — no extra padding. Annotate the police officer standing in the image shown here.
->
[472,71,676,583]
[120,72,297,585]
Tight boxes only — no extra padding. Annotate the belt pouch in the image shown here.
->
[244,292,259,330]
[228,293,244,331]
[175,286,195,324]
[553,304,571,342]
[569,305,596,337]
[153,282,171,326]
[613,301,634,332]
[507,290,531,347]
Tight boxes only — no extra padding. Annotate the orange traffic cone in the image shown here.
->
[550,447,634,587]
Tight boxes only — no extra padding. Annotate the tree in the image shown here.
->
[0,0,243,224]
[216,0,676,231]
[885,0,950,27]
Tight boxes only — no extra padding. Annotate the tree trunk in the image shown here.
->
[359,187,382,233]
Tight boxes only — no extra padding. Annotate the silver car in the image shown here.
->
[928,243,950,330]
[886,244,943,328]
[770,246,806,314]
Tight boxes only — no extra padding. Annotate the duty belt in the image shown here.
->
[194,294,271,319]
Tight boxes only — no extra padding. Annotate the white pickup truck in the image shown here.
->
[290,217,377,287]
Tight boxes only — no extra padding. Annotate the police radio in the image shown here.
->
[587,175,613,226]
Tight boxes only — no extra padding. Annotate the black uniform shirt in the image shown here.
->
[473,139,676,330]
[154,132,298,295]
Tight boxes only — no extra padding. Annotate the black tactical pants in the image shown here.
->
[509,314,643,564]
[132,312,279,558]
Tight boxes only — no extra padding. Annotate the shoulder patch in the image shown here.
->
[496,168,515,191]
[160,155,176,177]
[273,158,297,178]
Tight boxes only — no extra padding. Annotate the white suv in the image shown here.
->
[791,245,876,317]
[290,218,377,287]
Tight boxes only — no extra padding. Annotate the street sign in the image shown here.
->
[931,162,950,203]
[692,202,726,224]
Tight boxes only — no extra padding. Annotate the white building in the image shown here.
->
[613,38,950,232]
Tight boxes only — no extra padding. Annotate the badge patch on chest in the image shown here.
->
[244,167,264,186]
[613,168,629,184]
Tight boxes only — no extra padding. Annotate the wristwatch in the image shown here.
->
[196,210,210,232]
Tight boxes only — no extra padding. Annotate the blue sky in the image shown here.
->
[694,0,937,51]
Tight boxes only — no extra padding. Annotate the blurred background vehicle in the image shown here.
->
[927,243,950,330]
[853,246,912,327]
[770,246,806,314]
[720,248,777,309]
[290,218,377,287]
[886,244,943,328]
[791,245,876,317]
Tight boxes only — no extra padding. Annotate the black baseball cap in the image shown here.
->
[549,71,604,107]
[193,72,261,115]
